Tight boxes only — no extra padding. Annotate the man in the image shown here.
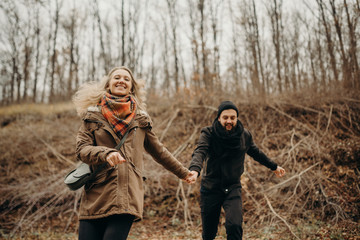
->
[187,101,285,240]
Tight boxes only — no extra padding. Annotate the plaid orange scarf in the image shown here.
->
[100,93,137,137]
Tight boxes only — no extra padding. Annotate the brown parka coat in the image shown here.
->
[76,106,189,221]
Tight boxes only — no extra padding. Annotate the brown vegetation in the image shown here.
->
[0,90,359,239]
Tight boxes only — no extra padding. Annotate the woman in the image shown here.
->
[73,66,193,240]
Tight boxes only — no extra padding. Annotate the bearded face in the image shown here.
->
[218,109,238,132]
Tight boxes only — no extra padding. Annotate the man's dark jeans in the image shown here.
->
[200,185,243,240]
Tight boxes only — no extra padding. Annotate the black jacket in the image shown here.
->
[189,125,277,190]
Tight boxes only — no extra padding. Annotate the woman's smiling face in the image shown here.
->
[108,69,133,97]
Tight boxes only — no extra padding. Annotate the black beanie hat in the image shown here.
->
[217,101,239,118]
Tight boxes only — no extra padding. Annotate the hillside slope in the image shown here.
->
[0,92,359,239]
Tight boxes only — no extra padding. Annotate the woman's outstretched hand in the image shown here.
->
[106,152,126,167]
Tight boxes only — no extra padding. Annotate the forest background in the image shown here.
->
[0,0,359,239]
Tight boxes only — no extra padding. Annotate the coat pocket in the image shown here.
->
[85,166,115,190]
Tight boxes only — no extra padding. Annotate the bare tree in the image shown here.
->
[1,1,21,103]
[187,0,201,90]
[137,1,149,75]
[329,0,349,85]
[93,0,107,75]
[240,0,264,94]
[32,0,42,102]
[90,9,96,82]
[198,0,211,90]
[267,0,284,93]
[252,0,266,93]
[0,0,358,105]
[63,6,80,98]
[315,19,328,91]
[228,0,241,89]
[343,0,359,88]
[307,34,318,90]
[126,0,142,71]
[149,42,157,95]
[292,13,302,90]
[316,0,339,85]
[166,0,180,92]
[209,0,221,87]
[49,0,62,102]
[41,2,53,103]
[162,20,171,95]
[121,0,126,65]
[19,1,35,102]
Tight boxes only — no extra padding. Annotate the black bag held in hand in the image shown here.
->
[64,129,130,191]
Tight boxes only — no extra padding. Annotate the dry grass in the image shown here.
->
[0,102,75,116]
[0,89,359,239]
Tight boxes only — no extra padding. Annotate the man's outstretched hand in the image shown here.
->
[274,166,285,177]
[184,170,199,184]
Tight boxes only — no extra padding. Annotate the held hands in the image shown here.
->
[184,170,198,184]
[274,166,285,178]
[106,152,126,167]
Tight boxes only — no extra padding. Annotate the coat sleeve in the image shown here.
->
[246,130,277,171]
[75,121,117,165]
[188,127,212,175]
[144,128,189,180]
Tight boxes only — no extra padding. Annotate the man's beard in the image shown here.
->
[223,123,236,133]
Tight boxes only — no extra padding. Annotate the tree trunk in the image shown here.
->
[121,0,126,65]
[49,0,60,103]
[210,0,221,87]
[317,0,339,84]
[228,0,240,89]
[198,0,210,90]
[33,4,40,102]
[167,0,179,92]
[187,0,201,90]
[329,0,349,87]
[267,0,283,93]
[93,0,107,75]
[344,0,359,88]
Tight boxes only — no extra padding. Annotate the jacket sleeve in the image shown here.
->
[246,130,277,171]
[75,121,117,165]
[144,128,189,180]
[189,127,211,175]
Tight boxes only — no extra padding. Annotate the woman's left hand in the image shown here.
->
[106,152,126,167]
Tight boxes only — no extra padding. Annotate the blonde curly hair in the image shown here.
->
[73,66,146,117]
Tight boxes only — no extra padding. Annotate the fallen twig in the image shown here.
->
[263,194,300,240]
[160,108,180,141]
[262,162,320,193]
[23,126,75,166]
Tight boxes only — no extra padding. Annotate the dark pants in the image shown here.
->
[200,186,243,240]
[78,214,135,240]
